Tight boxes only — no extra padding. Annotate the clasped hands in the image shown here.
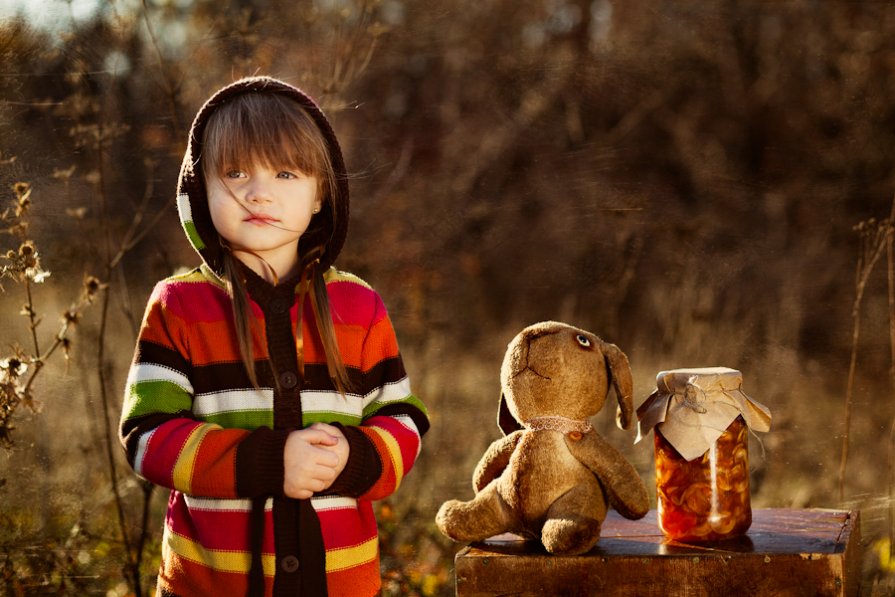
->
[283,422,349,499]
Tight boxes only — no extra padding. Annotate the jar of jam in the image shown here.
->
[636,368,771,542]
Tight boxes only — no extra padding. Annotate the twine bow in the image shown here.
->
[675,376,709,414]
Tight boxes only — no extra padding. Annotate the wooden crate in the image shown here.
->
[454,508,861,597]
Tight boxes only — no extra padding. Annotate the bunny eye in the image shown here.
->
[576,334,592,348]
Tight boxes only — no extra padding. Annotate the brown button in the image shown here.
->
[568,431,583,441]
[281,555,300,573]
[279,371,298,389]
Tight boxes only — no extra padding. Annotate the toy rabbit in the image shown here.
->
[436,321,649,555]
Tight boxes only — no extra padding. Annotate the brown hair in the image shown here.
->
[201,92,351,394]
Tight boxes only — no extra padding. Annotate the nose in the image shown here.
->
[244,179,272,204]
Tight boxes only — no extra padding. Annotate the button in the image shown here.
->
[279,371,298,389]
[269,297,289,314]
[281,555,300,573]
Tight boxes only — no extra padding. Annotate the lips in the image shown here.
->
[244,214,278,225]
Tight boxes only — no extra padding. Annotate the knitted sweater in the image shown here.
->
[120,263,428,596]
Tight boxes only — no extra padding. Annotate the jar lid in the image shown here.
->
[635,367,771,461]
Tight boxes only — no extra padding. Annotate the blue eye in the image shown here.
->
[576,335,592,348]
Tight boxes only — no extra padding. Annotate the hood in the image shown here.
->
[175,76,349,274]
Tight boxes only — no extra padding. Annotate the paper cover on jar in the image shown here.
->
[635,367,771,461]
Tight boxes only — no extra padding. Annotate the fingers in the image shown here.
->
[300,426,340,447]
[283,429,343,499]
[284,463,337,499]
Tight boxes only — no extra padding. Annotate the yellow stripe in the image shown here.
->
[371,426,404,487]
[172,424,216,493]
[326,536,379,572]
[167,529,276,575]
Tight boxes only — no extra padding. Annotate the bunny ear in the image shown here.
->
[601,341,634,430]
[498,392,522,436]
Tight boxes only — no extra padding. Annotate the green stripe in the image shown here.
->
[199,410,273,429]
[363,393,427,419]
[182,220,206,251]
[303,412,363,427]
[124,380,192,420]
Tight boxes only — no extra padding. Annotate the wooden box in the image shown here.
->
[454,508,861,596]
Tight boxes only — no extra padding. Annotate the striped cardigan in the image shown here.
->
[119,264,428,596]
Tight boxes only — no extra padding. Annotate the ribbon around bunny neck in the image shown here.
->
[523,416,594,435]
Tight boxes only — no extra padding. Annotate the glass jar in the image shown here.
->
[636,367,771,543]
[655,415,751,541]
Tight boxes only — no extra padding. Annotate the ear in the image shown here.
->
[498,392,522,436]
[600,341,634,430]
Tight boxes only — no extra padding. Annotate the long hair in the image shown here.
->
[201,91,351,394]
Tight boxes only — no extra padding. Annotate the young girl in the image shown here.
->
[119,76,429,597]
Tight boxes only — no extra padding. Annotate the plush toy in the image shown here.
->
[436,321,650,555]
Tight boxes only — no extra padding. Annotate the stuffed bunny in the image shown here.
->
[436,321,649,556]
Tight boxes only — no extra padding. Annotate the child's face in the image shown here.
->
[207,163,322,278]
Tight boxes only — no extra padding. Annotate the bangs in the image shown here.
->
[202,93,331,180]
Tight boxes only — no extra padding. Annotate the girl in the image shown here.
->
[119,76,429,597]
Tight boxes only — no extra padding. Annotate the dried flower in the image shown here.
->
[12,182,30,199]
[0,357,27,378]
[83,275,102,299]
[18,241,34,258]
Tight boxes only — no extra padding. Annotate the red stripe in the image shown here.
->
[167,494,276,552]
[317,501,378,549]
[326,558,381,596]
[142,419,202,487]
[328,280,384,327]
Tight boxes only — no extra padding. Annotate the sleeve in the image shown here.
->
[118,280,289,499]
[326,293,429,501]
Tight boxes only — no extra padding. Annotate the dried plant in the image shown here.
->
[0,180,101,448]
[838,210,892,503]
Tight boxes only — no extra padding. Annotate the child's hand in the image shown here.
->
[283,427,341,499]
[309,422,349,479]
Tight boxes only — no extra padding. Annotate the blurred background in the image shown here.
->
[1,0,894,594]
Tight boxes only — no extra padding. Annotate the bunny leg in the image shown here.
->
[436,481,516,543]
[541,483,607,555]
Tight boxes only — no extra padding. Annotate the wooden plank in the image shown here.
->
[454,509,861,597]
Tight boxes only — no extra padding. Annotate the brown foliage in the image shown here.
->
[1,0,895,594]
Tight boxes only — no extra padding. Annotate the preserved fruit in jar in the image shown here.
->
[636,367,771,543]
[655,416,751,541]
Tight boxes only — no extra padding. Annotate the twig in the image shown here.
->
[140,0,184,139]
[838,214,888,503]
[886,196,895,560]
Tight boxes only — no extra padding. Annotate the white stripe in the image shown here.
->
[127,363,194,395]
[301,390,364,417]
[192,389,274,416]
[134,428,156,477]
[176,193,192,223]
[181,495,357,512]
[300,376,413,416]
[184,496,270,512]
[311,496,358,511]
[362,376,413,409]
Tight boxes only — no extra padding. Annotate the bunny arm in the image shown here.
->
[472,431,524,493]
[564,432,650,520]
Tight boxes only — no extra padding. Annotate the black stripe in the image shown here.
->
[135,340,192,376]
[187,356,409,395]
[368,403,430,437]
